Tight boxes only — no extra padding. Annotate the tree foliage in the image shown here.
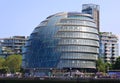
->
[113,56,120,69]
[96,58,106,72]
[3,54,22,73]
[5,54,22,73]
[0,57,5,69]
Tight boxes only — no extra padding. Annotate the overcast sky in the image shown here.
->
[0,0,120,50]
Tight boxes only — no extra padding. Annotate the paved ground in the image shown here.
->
[0,77,120,83]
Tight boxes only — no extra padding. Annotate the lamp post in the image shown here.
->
[33,68,35,77]
[70,68,72,77]
[50,68,53,77]
[107,66,109,73]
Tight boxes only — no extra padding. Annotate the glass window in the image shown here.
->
[59,19,96,27]
[56,32,99,40]
[58,45,99,53]
[59,26,98,34]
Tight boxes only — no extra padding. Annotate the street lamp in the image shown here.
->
[33,68,36,77]
[50,68,53,77]
[70,68,72,77]
[107,66,109,73]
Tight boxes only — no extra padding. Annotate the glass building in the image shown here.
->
[0,36,28,57]
[99,32,119,63]
[22,12,99,72]
[82,4,100,31]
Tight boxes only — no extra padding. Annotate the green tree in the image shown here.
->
[0,57,5,69]
[0,57,8,74]
[113,56,120,69]
[5,54,22,73]
[104,62,113,72]
[96,58,106,72]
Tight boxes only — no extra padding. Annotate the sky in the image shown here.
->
[0,0,120,43]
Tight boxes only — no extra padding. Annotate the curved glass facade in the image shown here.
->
[22,12,99,70]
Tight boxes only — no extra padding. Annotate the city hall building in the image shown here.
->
[22,12,99,74]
